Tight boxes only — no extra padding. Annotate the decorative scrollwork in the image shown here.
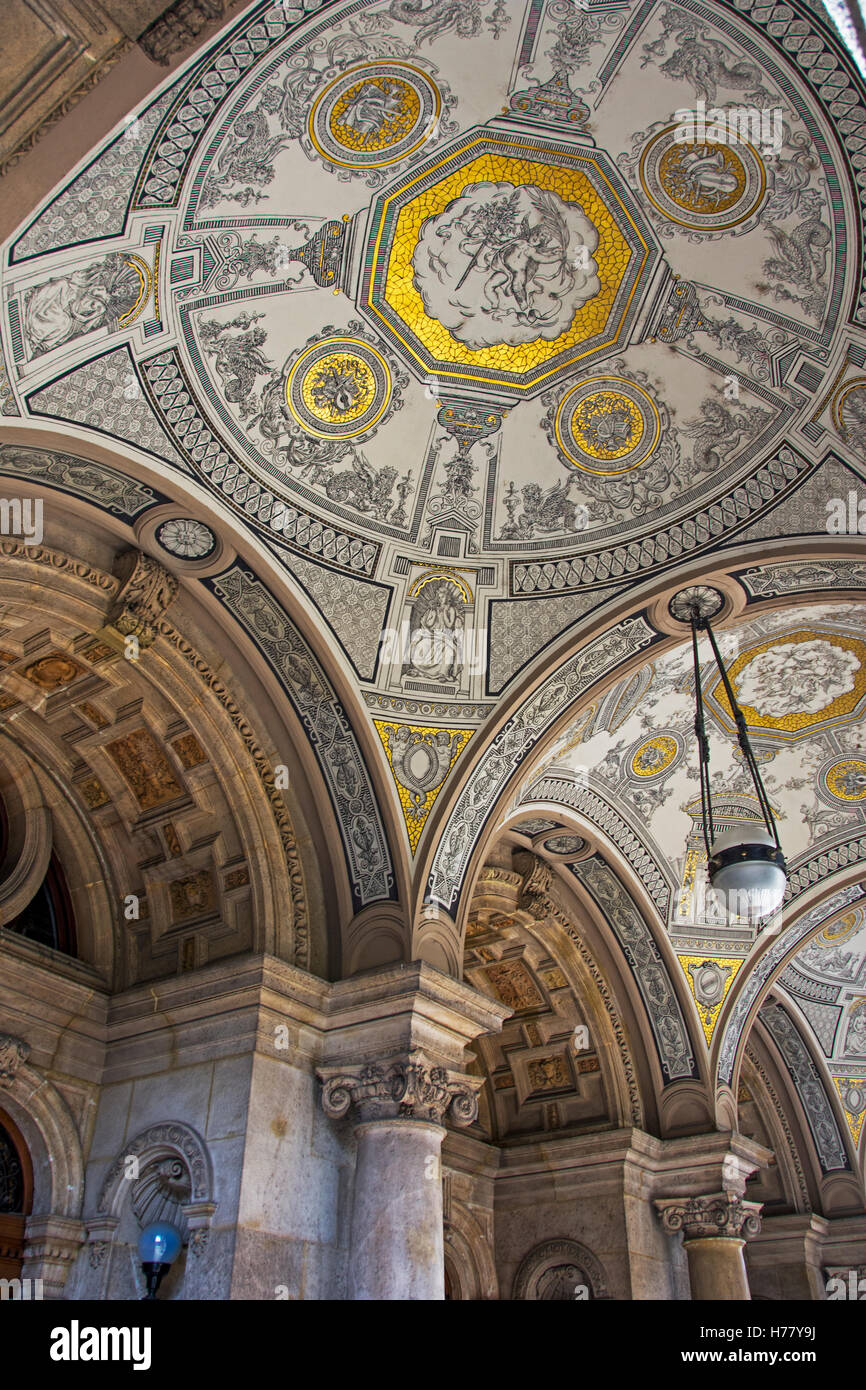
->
[318,1048,481,1125]
[655,1192,763,1240]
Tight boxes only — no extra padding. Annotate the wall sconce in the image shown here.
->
[138,1222,182,1299]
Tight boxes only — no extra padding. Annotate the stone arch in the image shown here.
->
[512,1237,609,1300]
[549,848,708,1130]
[0,740,52,925]
[714,884,866,1104]
[0,503,338,979]
[462,846,650,1132]
[0,1035,83,1220]
[97,1121,213,1217]
[752,1001,864,1215]
[742,1041,814,1216]
[1,729,117,979]
[0,1034,85,1297]
[0,423,409,936]
[414,545,866,973]
[443,1198,498,1300]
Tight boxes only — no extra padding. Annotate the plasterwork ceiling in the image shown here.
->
[0,0,864,945]
[512,602,866,1076]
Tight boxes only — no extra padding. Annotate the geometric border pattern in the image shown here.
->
[133,0,345,209]
[208,563,395,910]
[760,1001,850,1172]
[786,834,866,901]
[716,884,866,1086]
[525,773,671,917]
[510,447,812,593]
[569,854,697,1083]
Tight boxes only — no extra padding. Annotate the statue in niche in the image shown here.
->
[24,254,144,357]
[844,999,866,1056]
[402,577,465,683]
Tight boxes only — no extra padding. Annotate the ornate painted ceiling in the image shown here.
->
[1,0,866,1163]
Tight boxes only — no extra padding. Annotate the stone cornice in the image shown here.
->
[489,1127,774,1205]
[319,961,512,1071]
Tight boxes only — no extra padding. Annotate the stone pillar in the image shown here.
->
[81,1215,120,1299]
[746,1214,829,1300]
[180,1199,218,1298]
[316,962,511,1301]
[22,1213,85,1300]
[655,1194,762,1301]
[320,1050,481,1300]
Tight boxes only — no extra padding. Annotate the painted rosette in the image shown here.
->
[629,733,681,779]
[555,376,661,474]
[308,62,441,170]
[542,834,586,857]
[156,518,217,560]
[639,123,766,232]
[285,337,392,440]
[822,757,866,802]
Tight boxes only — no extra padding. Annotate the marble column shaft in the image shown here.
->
[319,1048,483,1301]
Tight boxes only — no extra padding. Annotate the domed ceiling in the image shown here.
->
[1,0,865,1013]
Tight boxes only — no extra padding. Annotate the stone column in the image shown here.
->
[655,1193,763,1300]
[320,1049,481,1300]
[22,1213,85,1300]
[316,961,511,1302]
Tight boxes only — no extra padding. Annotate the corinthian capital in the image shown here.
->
[0,1034,30,1080]
[318,1048,482,1126]
[655,1192,763,1241]
[108,550,178,648]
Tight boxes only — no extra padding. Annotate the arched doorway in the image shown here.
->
[0,1110,33,1280]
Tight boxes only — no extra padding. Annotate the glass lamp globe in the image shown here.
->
[137,1222,182,1266]
[707,827,787,918]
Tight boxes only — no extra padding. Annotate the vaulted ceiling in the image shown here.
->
[1,0,865,1174]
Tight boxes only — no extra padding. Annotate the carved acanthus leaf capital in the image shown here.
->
[0,1034,30,1081]
[107,551,178,648]
[517,855,554,921]
[318,1049,482,1126]
[655,1192,763,1241]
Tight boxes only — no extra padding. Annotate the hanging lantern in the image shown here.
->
[669,586,787,921]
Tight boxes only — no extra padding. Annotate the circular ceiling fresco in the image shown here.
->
[1,0,865,909]
[6,0,864,583]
